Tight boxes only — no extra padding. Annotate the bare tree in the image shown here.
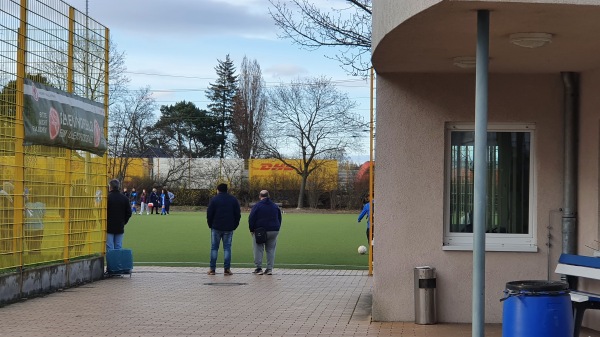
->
[305,163,338,208]
[42,39,129,104]
[152,157,194,188]
[105,41,130,106]
[232,56,267,159]
[261,76,363,208]
[108,86,157,180]
[268,0,372,76]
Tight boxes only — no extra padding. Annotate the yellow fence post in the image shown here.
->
[368,67,375,276]
[61,6,76,263]
[102,27,110,254]
[14,0,28,267]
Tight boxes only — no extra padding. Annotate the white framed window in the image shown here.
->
[443,123,537,252]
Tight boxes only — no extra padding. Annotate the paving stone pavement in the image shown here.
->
[0,267,597,337]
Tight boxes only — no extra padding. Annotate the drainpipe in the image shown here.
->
[561,72,578,260]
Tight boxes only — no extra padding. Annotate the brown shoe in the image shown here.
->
[207,269,216,275]
[224,269,233,276]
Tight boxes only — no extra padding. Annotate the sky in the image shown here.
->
[65,0,373,162]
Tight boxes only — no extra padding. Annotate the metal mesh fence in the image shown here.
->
[0,0,108,272]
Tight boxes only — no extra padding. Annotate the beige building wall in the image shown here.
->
[372,73,565,322]
[371,0,440,48]
[578,69,600,330]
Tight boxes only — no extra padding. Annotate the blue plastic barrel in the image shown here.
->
[502,280,573,337]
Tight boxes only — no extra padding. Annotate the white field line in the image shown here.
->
[133,261,367,268]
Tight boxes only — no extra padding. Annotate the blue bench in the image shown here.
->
[555,253,600,337]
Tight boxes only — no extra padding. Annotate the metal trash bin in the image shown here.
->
[414,266,436,324]
[502,280,573,337]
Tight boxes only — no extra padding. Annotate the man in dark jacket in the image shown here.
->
[249,190,282,275]
[206,183,241,275]
[107,179,132,251]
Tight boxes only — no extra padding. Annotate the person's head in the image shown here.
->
[217,183,228,193]
[2,182,14,193]
[259,190,269,199]
[132,187,136,191]
[109,179,120,192]
[123,187,127,192]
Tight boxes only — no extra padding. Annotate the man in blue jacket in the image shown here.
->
[206,183,241,275]
[249,190,282,275]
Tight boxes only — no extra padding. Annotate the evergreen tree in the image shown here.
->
[151,101,220,158]
[205,55,238,159]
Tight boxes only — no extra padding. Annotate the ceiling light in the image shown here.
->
[509,33,553,48]
[453,57,476,69]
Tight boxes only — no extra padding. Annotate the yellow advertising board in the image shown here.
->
[108,158,149,181]
[249,159,338,190]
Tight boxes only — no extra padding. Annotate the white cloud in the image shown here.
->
[69,0,275,39]
[264,64,308,78]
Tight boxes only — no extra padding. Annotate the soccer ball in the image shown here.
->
[358,245,367,255]
[148,203,154,208]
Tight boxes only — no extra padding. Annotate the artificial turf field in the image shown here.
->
[123,210,370,270]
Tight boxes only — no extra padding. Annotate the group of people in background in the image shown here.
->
[122,186,175,215]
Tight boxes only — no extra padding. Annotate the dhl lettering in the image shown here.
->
[258,163,293,171]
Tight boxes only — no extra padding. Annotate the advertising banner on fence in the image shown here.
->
[23,79,107,156]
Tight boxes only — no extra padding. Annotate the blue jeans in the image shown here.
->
[210,229,233,270]
[106,233,124,251]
